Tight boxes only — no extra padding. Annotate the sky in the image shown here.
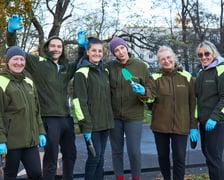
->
[75,0,152,24]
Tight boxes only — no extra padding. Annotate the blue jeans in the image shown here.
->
[110,119,143,178]
[85,130,109,180]
[153,132,188,180]
[200,123,224,180]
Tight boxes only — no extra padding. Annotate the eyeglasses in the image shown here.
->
[198,52,210,58]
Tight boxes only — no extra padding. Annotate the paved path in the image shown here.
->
[73,125,208,179]
[15,125,209,180]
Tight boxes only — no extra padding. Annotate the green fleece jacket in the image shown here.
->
[195,58,224,124]
[72,56,114,133]
[7,32,77,117]
[0,69,46,149]
[108,58,152,121]
[150,67,197,135]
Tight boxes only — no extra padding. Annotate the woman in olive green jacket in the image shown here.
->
[150,46,198,180]
[0,46,46,179]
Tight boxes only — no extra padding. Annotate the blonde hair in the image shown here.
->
[157,45,176,61]
[196,40,220,58]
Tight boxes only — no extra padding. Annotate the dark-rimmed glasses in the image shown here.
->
[198,52,210,58]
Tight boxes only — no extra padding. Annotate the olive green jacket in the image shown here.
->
[150,67,197,135]
[0,69,46,149]
[108,58,153,121]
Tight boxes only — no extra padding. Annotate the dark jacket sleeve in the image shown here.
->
[73,71,92,133]
[34,85,46,135]
[7,31,17,46]
[210,72,224,122]
[189,77,198,129]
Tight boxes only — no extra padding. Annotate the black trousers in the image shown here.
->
[4,146,42,180]
[153,132,188,180]
[200,123,224,180]
[42,116,77,180]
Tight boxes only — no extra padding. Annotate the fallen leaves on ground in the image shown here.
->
[153,173,209,180]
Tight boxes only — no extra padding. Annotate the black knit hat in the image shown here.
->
[5,46,26,63]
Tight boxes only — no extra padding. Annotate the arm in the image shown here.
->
[34,84,46,136]
[72,71,92,133]
[0,88,7,143]
[138,65,157,102]
[6,14,23,46]
[189,77,198,129]
[0,88,8,155]
[189,76,199,141]
[210,71,224,122]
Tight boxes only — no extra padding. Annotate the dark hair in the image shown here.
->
[87,37,103,49]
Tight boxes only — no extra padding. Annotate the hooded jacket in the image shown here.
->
[0,69,46,149]
[150,66,197,135]
[195,56,224,124]
[7,32,77,117]
[72,56,114,133]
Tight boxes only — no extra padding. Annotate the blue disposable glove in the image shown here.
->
[189,128,199,142]
[131,82,145,95]
[205,118,217,131]
[0,143,7,155]
[83,133,91,141]
[39,134,46,147]
[77,30,89,50]
[8,14,23,33]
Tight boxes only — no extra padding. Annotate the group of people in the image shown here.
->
[0,14,223,180]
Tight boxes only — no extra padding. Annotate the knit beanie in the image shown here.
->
[109,37,128,54]
[5,46,26,63]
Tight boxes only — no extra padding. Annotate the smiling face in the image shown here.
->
[196,41,219,67]
[86,43,103,65]
[7,55,26,74]
[157,48,176,71]
[47,39,63,63]
[197,48,214,67]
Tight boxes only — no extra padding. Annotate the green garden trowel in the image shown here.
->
[121,68,134,84]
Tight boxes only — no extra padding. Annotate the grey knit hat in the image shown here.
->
[5,46,26,63]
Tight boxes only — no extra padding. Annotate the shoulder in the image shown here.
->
[76,67,90,79]
[177,69,192,82]
[216,63,224,76]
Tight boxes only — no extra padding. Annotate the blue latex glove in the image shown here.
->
[8,14,23,33]
[83,133,91,141]
[131,82,145,95]
[205,118,217,131]
[39,134,46,147]
[189,128,199,142]
[0,143,7,155]
[77,30,89,50]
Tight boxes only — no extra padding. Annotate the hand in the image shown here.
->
[189,128,199,142]
[205,118,217,131]
[8,14,23,33]
[131,82,145,95]
[77,30,89,50]
[0,143,7,155]
[83,133,91,141]
[39,134,46,147]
